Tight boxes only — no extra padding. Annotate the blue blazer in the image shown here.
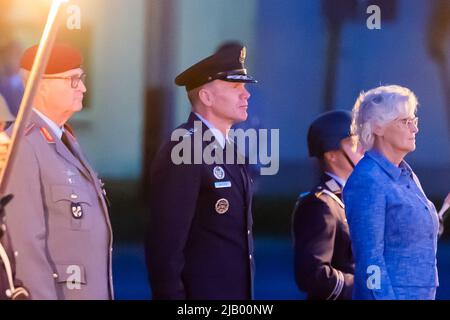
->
[343,150,439,300]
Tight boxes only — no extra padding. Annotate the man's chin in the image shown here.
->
[73,103,84,112]
[239,112,248,122]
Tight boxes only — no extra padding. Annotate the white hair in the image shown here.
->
[351,85,418,150]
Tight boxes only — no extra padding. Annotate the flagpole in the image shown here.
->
[0,0,68,193]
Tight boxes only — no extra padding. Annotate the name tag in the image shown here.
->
[214,181,231,189]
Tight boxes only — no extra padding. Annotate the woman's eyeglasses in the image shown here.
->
[396,117,419,128]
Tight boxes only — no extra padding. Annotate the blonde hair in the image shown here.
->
[351,85,418,150]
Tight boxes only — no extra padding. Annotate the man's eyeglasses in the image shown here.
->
[42,73,86,89]
[396,116,419,128]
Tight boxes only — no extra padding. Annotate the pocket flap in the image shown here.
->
[51,185,92,206]
[54,263,87,284]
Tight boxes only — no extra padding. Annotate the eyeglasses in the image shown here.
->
[396,116,419,128]
[42,73,86,89]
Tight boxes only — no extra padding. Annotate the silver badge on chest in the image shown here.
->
[65,169,77,184]
[213,166,225,180]
[71,202,83,219]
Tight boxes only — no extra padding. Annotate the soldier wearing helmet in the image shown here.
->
[292,110,364,300]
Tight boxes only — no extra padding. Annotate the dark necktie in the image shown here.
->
[226,140,249,192]
[61,132,76,156]
[61,132,90,173]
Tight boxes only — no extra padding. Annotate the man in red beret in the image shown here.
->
[3,43,113,299]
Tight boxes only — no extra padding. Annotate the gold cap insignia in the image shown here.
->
[239,47,247,64]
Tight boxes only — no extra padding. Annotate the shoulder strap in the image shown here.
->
[315,189,345,209]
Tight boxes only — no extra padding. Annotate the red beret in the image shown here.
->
[20,43,83,74]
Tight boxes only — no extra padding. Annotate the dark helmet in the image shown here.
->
[307,110,352,158]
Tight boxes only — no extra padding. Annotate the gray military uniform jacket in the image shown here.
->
[4,110,113,299]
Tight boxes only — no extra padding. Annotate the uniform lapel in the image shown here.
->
[30,112,92,180]
[64,127,112,238]
[55,139,92,181]
[322,173,345,210]
[222,140,246,196]
[191,112,249,201]
[323,174,343,197]
[62,130,110,214]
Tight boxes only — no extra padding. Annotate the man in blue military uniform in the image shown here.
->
[292,110,364,300]
[145,42,257,299]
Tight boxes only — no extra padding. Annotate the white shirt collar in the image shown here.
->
[325,171,346,188]
[194,112,229,148]
[33,108,64,139]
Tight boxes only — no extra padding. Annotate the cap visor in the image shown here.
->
[224,74,258,83]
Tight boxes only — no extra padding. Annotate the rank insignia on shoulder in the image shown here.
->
[71,202,83,219]
[183,127,198,137]
[213,166,225,180]
[298,191,310,199]
[40,127,55,143]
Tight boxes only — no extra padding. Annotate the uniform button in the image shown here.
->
[71,194,78,199]
[249,254,252,260]
[14,251,18,257]
[424,206,429,210]
[52,273,58,279]
[110,248,113,253]
[406,185,410,189]
[247,230,251,235]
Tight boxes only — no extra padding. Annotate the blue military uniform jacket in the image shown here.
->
[145,112,254,299]
[292,174,354,300]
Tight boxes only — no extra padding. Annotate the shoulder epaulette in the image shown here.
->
[183,127,198,137]
[315,189,345,209]
[39,127,55,144]
[298,191,310,199]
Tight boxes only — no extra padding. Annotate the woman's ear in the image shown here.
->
[372,122,385,137]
